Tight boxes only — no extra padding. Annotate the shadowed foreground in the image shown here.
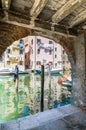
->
[0,105,86,130]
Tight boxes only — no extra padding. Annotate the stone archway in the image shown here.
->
[0,22,86,108]
[54,34,86,108]
[0,22,33,55]
[71,34,86,108]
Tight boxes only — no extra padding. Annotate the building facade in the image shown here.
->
[25,36,63,70]
[1,39,25,71]
[0,36,71,71]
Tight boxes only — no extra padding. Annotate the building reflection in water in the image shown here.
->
[0,72,71,122]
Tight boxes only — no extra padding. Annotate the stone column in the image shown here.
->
[71,33,86,107]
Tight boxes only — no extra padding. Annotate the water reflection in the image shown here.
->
[0,73,71,122]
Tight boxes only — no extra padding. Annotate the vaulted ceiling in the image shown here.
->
[0,0,86,33]
[0,0,86,55]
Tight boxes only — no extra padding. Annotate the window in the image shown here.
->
[55,54,57,58]
[19,61,23,65]
[55,47,57,51]
[7,61,10,65]
[49,41,52,44]
[49,50,52,55]
[55,63,57,67]
[19,49,23,54]
[37,39,41,46]
[7,49,11,54]
[36,61,41,65]
[37,39,41,42]
[37,49,40,54]
[31,39,33,45]
[19,39,24,49]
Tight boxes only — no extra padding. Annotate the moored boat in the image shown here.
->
[0,69,13,76]
[62,80,72,87]
[50,68,62,75]
[58,74,72,84]
[0,69,29,76]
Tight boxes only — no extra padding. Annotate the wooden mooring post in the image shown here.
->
[40,64,44,112]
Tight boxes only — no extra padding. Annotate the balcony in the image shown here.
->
[12,43,24,50]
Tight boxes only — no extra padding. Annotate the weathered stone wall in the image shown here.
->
[71,33,86,107]
[0,22,33,56]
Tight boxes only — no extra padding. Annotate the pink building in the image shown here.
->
[25,36,63,70]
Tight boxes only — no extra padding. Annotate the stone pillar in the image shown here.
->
[71,33,86,107]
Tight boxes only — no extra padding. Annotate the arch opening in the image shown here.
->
[0,24,86,121]
[0,35,74,122]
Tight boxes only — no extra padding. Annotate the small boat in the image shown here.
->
[34,68,62,75]
[0,69,13,76]
[58,75,68,83]
[45,68,62,75]
[35,69,41,74]
[50,68,62,75]
[58,74,72,84]
[62,80,72,87]
[0,69,29,76]
[16,70,29,75]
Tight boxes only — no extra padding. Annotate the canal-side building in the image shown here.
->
[0,36,71,71]
[24,37,30,69]
[1,39,25,71]
[25,36,63,70]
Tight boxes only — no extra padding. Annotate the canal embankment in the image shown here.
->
[0,104,86,130]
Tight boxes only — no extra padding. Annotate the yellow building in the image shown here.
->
[4,39,25,71]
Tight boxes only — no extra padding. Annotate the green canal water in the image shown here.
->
[0,73,71,123]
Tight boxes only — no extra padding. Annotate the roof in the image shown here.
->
[0,0,86,35]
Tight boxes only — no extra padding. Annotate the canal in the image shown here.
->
[0,73,71,123]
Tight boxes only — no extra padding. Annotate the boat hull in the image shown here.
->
[0,71,29,76]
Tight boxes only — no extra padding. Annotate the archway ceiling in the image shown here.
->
[0,0,86,59]
[0,0,86,32]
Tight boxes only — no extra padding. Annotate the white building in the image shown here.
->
[25,36,63,70]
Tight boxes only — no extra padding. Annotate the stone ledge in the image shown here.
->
[0,104,82,130]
